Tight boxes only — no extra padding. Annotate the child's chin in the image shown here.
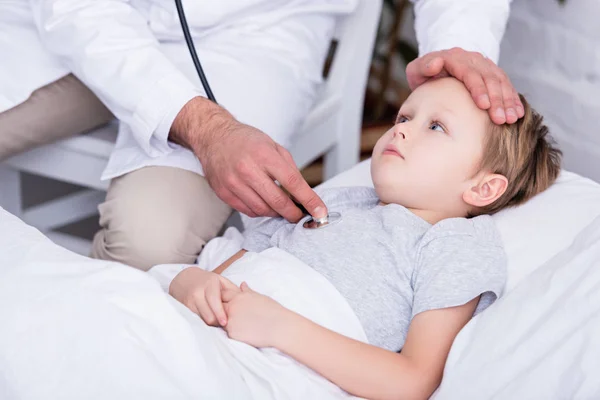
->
[373,178,403,200]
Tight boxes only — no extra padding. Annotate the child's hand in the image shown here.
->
[169,267,240,327]
[222,282,290,348]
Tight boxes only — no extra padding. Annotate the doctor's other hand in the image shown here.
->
[406,47,524,125]
[169,266,240,327]
[170,97,327,222]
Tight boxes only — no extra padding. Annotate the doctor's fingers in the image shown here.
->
[434,49,490,110]
[405,53,445,90]
[228,174,279,218]
[277,144,298,170]
[441,48,521,125]
[470,55,523,123]
[483,71,522,124]
[483,74,507,124]
[462,71,489,109]
[267,154,327,221]
[499,78,519,124]
[214,184,257,218]
[505,75,524,121]
[275,146,313,212]
[226,140,299,219]
[247,172,302,221]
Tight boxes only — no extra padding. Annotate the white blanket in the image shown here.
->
[0,210,367,400]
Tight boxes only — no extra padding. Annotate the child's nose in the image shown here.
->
[393,130,407,139]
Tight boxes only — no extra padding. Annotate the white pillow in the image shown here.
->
[319,159,600,290]
[435,215,600,399]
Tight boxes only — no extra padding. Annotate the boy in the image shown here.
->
[169,77,561,399]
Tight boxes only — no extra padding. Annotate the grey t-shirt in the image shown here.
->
[242,187,507,352]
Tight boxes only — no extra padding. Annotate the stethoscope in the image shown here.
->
[175,0,341,229]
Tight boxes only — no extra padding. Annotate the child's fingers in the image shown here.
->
[240,281,252,292]
[206,285,228,326]
[196,299,218,326]
[186,299,200,316]
[219,275,240,291]
[221,288,239,302]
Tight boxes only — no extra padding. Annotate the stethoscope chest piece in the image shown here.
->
[302,211,342,229]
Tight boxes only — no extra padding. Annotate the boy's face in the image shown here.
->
[371,77,491,216]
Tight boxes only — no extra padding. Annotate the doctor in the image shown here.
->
[0,0,517,271]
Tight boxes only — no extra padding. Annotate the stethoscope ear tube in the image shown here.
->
[175,0,218,103]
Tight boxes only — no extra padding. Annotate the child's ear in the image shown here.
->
[462,174,508,208]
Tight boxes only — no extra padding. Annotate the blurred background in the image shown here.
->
[302,0,579,186]
[301,0,418,186]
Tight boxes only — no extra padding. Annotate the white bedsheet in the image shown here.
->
[0,210,366,400]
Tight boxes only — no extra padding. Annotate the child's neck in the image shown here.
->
[407,208,449,225]
[378,202,464,225]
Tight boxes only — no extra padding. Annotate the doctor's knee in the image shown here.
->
[90,167,232,271]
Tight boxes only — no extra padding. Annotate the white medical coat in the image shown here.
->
[0,0,511,180]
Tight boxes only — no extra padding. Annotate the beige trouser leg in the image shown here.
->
[0,74,114,159]
[91,166,232,271]
[0,74,230,271]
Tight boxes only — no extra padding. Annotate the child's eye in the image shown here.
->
[396,115,408,123]
[429,121,445,132]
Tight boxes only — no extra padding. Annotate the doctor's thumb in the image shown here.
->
[406,55,444,89]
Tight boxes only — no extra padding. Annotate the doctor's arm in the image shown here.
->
[223,284,479,400]
[406,0,522,124]
[29,0,326,223]
[29,0,199,157]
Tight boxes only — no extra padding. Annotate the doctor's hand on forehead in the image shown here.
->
[406,47,524,125]
[170,96,327,223]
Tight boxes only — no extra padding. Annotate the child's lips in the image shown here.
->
[382,144,405,159]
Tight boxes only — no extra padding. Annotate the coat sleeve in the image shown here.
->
[29,0,203,156]
[411,0,512,63]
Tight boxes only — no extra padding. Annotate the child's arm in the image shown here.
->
[274,299,478,400]
[223,284,478,400]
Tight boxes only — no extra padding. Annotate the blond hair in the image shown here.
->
[473,95,562,216]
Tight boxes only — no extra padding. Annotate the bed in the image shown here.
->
[1,158,600,399]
